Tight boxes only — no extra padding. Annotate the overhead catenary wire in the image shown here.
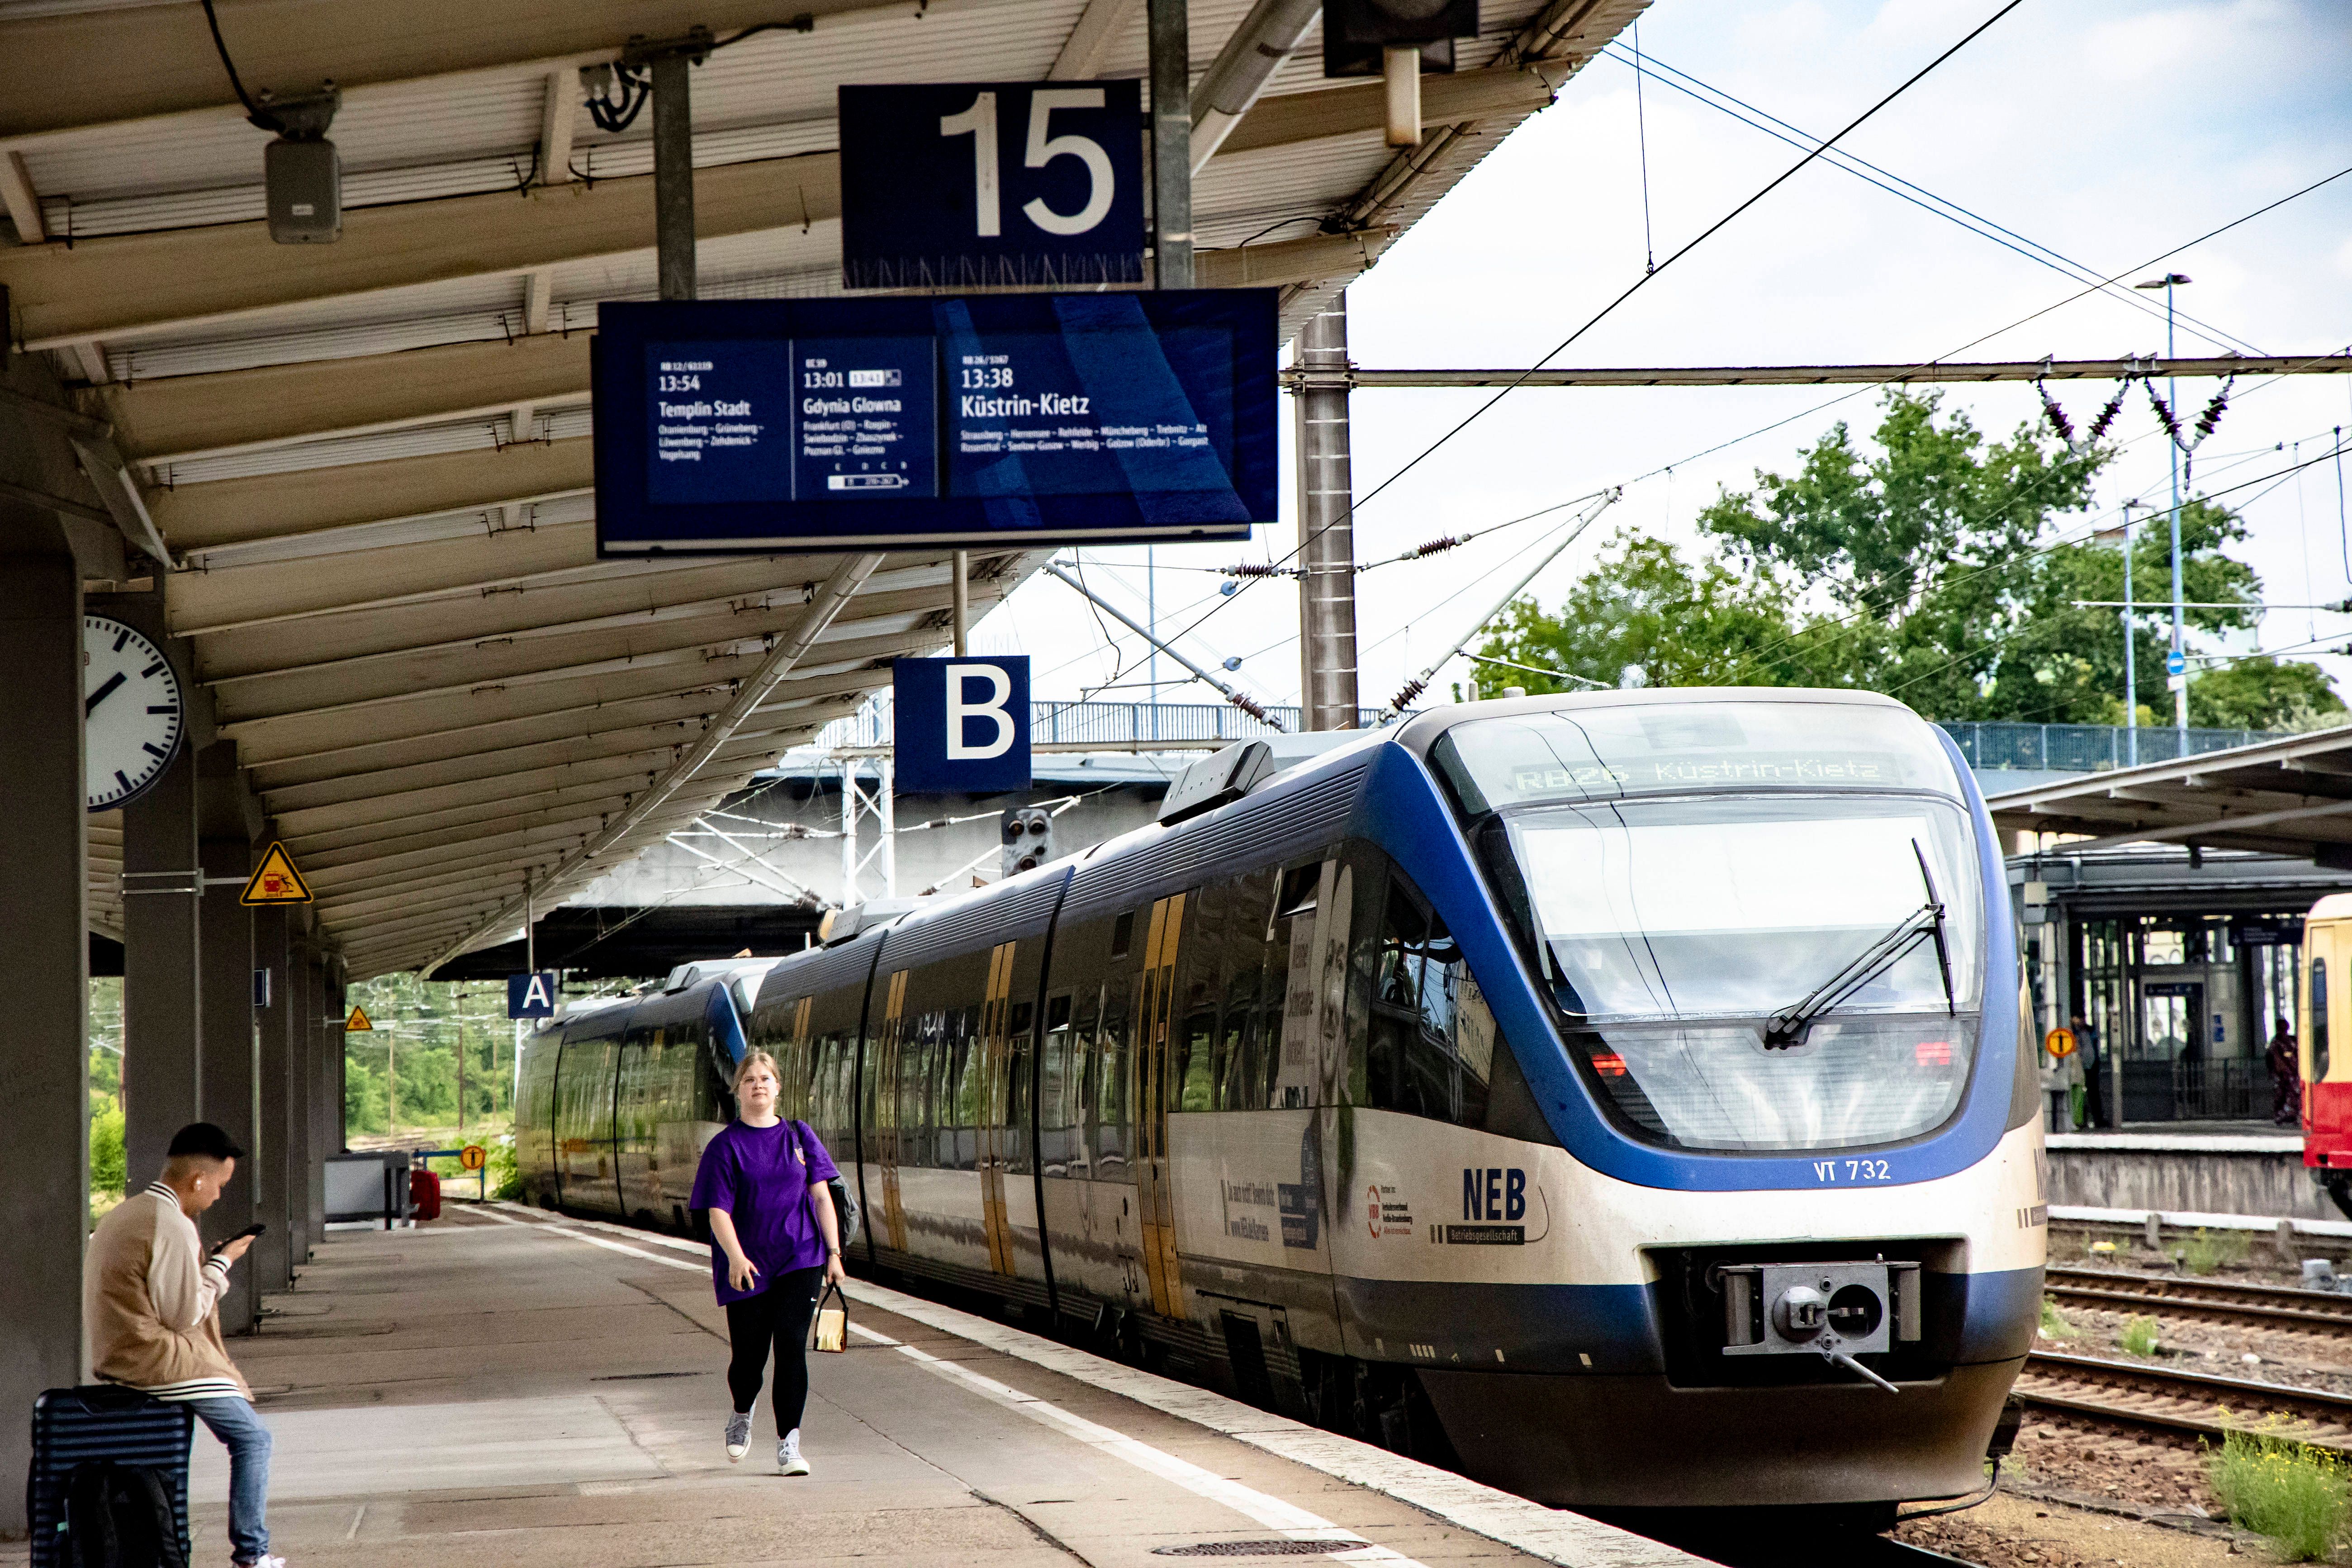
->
[1380,490,1621,717]
[1145,0,2028,661]
[1595,41,2263,357]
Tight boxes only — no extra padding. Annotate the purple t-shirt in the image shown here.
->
[688,1119,840,1305]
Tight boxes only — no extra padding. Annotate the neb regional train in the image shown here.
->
[517,689,2044,1516]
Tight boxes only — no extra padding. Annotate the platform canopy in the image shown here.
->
[1986,724,2352,864]
[0,0,1641,979]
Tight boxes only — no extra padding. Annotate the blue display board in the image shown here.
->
[840,82,1145,289]
[895,656,1032,794]
[594,293,1275,555]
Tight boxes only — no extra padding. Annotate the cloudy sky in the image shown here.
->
[967,0,2352,726]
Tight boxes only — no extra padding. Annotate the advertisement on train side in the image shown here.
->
[591,293,1277,555]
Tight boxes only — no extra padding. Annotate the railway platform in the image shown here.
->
[2,1203,1702,1568]
[2045,1126,2322,1221]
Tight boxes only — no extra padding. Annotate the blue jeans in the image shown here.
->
[186,1396,272,1563]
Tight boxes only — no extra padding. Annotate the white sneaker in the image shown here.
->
[779,1427,810,1476]
[235,1558,286,1568]
[725,1411,752,1462]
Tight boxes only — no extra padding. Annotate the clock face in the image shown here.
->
[85,615,185,812]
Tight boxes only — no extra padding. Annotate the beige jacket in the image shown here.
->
[83,1183,250,1402]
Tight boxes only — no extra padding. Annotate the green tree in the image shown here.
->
[2190,656,2347,731]
[1480,391,2340,726]
[1472,531,1854,693]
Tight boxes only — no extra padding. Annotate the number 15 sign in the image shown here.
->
[839,82,1144,290]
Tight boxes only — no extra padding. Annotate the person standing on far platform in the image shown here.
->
[2270,1018,2304,1127]
[691,1047,846,1475]
[84,1122,283,1568]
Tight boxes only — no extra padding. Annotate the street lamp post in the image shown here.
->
[2135,272,2192,737]
[2105,503,2141,766]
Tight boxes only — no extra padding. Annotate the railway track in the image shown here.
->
[2044,1266,2352,1335]
[2017,1349,2352,1450]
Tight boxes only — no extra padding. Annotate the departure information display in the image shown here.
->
[595,293,1276,555]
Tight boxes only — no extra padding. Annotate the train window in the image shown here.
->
[1362,870,1494,1128]
[1111,911,1136,957]
[2315,959,2331,1083]
[1175,882,1223,1113]
[1276,863,1320,918]
[1097,985,1131,1168]
[1429,700,1963,814]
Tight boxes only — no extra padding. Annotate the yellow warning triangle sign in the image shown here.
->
[345,1005,374,1033]
[240,841,313,905]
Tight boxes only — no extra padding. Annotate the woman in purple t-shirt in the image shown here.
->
[689,1048,845,1474]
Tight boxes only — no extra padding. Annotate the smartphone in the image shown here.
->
[211,1223,266,1254]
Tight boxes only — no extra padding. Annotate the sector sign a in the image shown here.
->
[592,293,1276,555]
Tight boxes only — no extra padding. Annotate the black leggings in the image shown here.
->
[725,1267,824,1436]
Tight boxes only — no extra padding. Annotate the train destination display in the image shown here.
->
[595,293,1276,555]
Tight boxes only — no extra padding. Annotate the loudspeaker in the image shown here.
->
[266,136,341,243]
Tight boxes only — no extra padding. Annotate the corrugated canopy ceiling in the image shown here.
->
[0,0,1644,978]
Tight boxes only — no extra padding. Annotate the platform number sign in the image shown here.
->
[508,971,560,1019]
[893,655,1031,794]
[839,82,1143,289]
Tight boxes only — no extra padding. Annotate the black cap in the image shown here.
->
[166,1122,246,1161]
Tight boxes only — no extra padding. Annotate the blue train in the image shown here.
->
[516,689,2043,1514]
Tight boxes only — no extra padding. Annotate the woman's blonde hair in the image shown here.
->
[731,1047,782,1094]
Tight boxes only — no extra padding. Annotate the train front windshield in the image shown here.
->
[1433,701,1986,1153]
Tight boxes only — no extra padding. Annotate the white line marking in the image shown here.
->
[475,1203,1705,1567]
[884,1335,1423,1564]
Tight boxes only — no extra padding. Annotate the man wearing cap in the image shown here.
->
[84,1121,283,1568]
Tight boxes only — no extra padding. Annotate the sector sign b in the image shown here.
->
[895,656,1030,794]
[839,82,1143,289]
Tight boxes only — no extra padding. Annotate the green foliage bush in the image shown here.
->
[2119,1315,2162,1357]
[2211,1428,2349,1561]
[88,1103,125,1198]
[2037,1297,2077,1340]
[488,1135,522,1201]
[2175,1227,2250,1276]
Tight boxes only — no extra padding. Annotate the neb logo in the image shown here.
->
[1463,1167,1526,1222]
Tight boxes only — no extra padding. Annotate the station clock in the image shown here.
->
[84,614,185,813]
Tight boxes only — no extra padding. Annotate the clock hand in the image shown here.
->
[85,672,128,716]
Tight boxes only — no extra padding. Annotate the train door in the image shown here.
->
[2309,925,2346,1138]
[1135,892,1187,1320]
[874,969,910,1253]
[979,942,1017,1275]
[552,1024,623,1214]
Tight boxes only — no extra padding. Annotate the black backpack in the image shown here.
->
[62,1460,185,1568]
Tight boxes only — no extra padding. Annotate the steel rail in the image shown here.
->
[2017,1350,2352,1450]
[2045,1267,2352,1333]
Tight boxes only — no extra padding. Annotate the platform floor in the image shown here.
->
[10,1204,1702,1568]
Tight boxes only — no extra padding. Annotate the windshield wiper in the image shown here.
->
[1763,840,1956,1050]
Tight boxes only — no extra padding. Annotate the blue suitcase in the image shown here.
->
[26,1385,193,1568]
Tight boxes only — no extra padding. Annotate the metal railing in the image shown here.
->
[806,706,2300,769]
[2173,1057,2271,1123]
[1936,721,2290,772]
[805,696,1391,753]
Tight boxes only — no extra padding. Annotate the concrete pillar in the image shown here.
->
[252,905,293,1292]
[198,743,258,1332]
[120,598,202,1190]
[0,511,89,1538]
[288,930,319,1263]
